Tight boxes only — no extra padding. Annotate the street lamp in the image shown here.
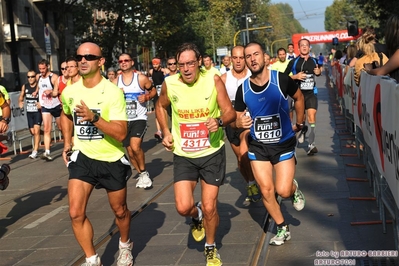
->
[239,13,256,45]
[233,25,273,46]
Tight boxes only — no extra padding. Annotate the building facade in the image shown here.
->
[1,0,75,92]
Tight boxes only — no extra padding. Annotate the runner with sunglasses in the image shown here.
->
[113,53,157,189]
[19,70,42,159]
[165,56,178,76]
[60,42,134,266]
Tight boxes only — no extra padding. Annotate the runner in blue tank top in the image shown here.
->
[233,42,306,246]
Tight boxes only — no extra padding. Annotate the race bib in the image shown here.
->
[300,74,315,90]
[41,92,53,105]
[180,122,210,152]
[254,114,282,143]
[26,100,38,112]
[74,109,104,140]
[126,100,137,119]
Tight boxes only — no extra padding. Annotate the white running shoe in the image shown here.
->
[292,179,305,211]
[137,171,152,188]
[28,151,38,159]
[117,241,133,266]
[81,256,102,266]
[135,175,143,188]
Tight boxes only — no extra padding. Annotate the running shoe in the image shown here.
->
[135,175,143,188]
[28,151,38,159]
[136,171,152,188]
[245,183,261,202]
[292,179,305,211]
[40,152,53,161]
[269,225,291,246]
[81,256,102,266]
[117,241,134,266]
[191,202,205,242]
[204,245,222,266]
[154,131,163,141]
[297,125,308,144]
[307,143,318,155]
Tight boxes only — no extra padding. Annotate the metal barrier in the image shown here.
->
[328,65,399,250]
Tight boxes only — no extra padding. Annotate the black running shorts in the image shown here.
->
[173,146,226,186]
[68,151,132,191]
[247,136,297,165]
[302,90,318,110]
[225,124,248,146]
[122,120,147,147]
[41,104,62,118]
[27,112,42,128]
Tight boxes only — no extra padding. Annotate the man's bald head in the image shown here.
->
[77,42,102,56]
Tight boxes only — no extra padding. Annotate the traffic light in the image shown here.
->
[347,20,359,36]
[332,37,339,46]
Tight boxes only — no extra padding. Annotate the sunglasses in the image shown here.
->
[168,62,177,66]
[75,54,102,62]
[61,67,68,70]
[27,76,35,78]
[118,59,132,64]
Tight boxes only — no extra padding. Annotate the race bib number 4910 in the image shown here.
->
[180,122,210,152]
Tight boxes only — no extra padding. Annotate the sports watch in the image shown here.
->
[91,112,100,123]
[1,117,10,124]
[216,117,223,127]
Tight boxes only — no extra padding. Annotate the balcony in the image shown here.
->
[4,24,33,42]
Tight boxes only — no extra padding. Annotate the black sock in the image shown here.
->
[277,222,286,227]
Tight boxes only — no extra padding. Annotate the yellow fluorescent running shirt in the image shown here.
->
[165,71,224,158]
[61,77,127,162]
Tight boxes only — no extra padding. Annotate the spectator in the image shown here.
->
[350,27,388,68]
[366,14,399,83]
[345,44,357,65]
[107,68,117,82]
[331,50,343,67]
[343,44,358,78]
[354,32,388,85]
[339,47,347,64]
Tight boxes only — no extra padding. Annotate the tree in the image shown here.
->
[72,0,190,68]
[324,0,391,39]
[42,0,81,67]
[247,2,306,54]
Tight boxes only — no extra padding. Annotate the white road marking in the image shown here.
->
[24,205,69,229]
[152,148,166,155]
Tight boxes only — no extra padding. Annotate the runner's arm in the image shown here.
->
[212,75,236,131]
[156,82,173,151]
[19,84,26,109]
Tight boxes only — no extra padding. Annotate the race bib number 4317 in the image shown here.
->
[180,122,210,152]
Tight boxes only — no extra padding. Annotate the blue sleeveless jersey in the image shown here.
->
[242,70,295,144]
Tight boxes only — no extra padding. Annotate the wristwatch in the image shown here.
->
[216,117,223,127]
[91,112,100,123]
[1,117,10,124]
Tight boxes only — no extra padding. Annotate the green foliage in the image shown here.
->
[324,0,396,38]
[52,0,310,68]
[351,0,399,38]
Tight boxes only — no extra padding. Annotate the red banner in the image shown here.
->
[292,30,361,53]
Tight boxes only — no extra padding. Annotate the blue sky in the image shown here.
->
[271,0,334,33]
